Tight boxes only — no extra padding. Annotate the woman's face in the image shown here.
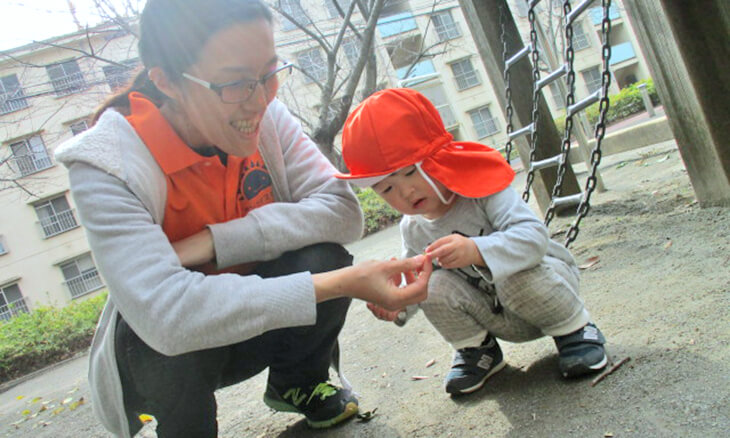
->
[164,19,278,157]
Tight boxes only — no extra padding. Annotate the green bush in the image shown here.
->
[355,187,402,236]
[553,78,660,133]
[0,292,106,384]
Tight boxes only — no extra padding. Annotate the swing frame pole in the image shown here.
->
[459,0,581,215]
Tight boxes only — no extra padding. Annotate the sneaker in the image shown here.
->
[554,322,608,378]
[263,381,358,429]
[445,334,506,395]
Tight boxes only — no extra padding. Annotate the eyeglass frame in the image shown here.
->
[181,60,293,103]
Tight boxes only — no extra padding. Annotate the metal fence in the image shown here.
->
[64,269,104,298]
[0,297,29,322]
[9,154,53,176]
[38,209,79,238]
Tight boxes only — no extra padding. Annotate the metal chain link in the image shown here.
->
[564,0,612,247]
[500,6,515,166]
[522,3,543,202]
[543,0,578,227]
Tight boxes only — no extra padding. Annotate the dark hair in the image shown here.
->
[93,0,272,122]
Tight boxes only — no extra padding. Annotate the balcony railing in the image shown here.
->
[9,154,53,176]
[38,209,79,238]
[51,72,87,97]
[0,297,29,321]
[0,94,29,115]
[64,269,104,298]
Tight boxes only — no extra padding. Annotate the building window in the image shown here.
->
[572,21,591,51]
[0,283,29,321]
[9,135,53,176]
[325,0,352,18]
[582,66,602,94]
[469,105,500,139]
[279,0,311,31]
[0,74,28,114]
[377,11,418,38]
[46,59,87,96]
[450,58,481,90]
[397,59,437,86]
[102,59,138,92]
[60,254,104,298]
[34,195,79,238]
[297,48,328,83]
[69,120,89,136]
[0,236,7,255]
[419,86,457,128]
[432,10,461,42]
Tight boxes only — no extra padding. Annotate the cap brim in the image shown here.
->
[333,173,389,188]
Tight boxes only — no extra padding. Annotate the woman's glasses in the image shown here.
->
[182,60,293,103]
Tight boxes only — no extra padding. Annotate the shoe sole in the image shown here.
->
[446,359,507,395]
[263,395,359,429]
[561,353,608,378]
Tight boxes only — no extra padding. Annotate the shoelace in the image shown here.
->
[307,382,337,404]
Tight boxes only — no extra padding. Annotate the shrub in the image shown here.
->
[355,187,402,236]
[553,78,660,133]
[0,292,107,384]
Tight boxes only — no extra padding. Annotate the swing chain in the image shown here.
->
[565,0,612,247]
[544,0,578,226]
[522,3,543,202]
[501,6,515,166]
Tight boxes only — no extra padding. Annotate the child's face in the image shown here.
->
[372,165,454,220]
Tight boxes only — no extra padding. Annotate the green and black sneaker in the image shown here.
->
[263,381,359,429]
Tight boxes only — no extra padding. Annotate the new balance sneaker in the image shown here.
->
[445,334,506,395]
[263,381,358,429]
[554,322,608,378]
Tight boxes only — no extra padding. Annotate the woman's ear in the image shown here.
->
[148,67,181,101]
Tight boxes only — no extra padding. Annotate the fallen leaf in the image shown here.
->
[15,395,24,400]
[664,240,673,250]
[69,397,85,411]
[425,359,436,368]
[51,407,65,416]
[61,397,73,405]
[657,154,670,163]
[356,408,378,422]
[579,256,600,270]
[616,161,628,169]
[411,375,429,380]
[30,397,42,404]
[21,409,31,416]
[139,414,155,424]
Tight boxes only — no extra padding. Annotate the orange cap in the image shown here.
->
[335,88,514,198]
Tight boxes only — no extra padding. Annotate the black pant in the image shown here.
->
[115,243,353,437]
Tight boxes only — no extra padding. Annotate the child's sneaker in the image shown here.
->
[445,334,506,395]
[263,381,358,429]
[553,322,608,378]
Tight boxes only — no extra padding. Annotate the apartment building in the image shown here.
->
[0,0,650,317]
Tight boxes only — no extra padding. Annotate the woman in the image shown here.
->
[55,1,430,436]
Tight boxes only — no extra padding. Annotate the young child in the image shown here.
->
[335,88,607,395]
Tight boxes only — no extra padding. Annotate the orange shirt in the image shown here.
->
[125,92,274,244]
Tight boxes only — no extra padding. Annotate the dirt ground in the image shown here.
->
[2,139,728,437]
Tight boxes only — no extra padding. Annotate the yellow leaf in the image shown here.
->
[15,395,24,400]
[31,397,42,404]
[52,407,65,415]
[69,397,85,411]
[21,409,31,416]
[139,414,155,424]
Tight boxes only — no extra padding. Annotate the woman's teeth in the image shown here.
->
[232,120,257,134]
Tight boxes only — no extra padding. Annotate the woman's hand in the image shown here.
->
[313,255,432,309]
[366,302,402,321]
[171,228,216,267]
[426,234,484,269]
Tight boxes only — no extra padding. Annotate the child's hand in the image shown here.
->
[366,302,402,321]
[426,234,484,269]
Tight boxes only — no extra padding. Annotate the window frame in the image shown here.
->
[449,58,481,91]
[296,47,328,84]
[33,194,79,238]
[102,59,139,92]
[279,0,311,31]
[59,253,104,299]
[46,59,87,96]
[572,21,591,51]
[69,119,90,136]
[8,134,53,176]
[0,283,28,321]
[468,105,500,139]
[581,65,603,94]
[431,10,461,42]
[0,74,29,114]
